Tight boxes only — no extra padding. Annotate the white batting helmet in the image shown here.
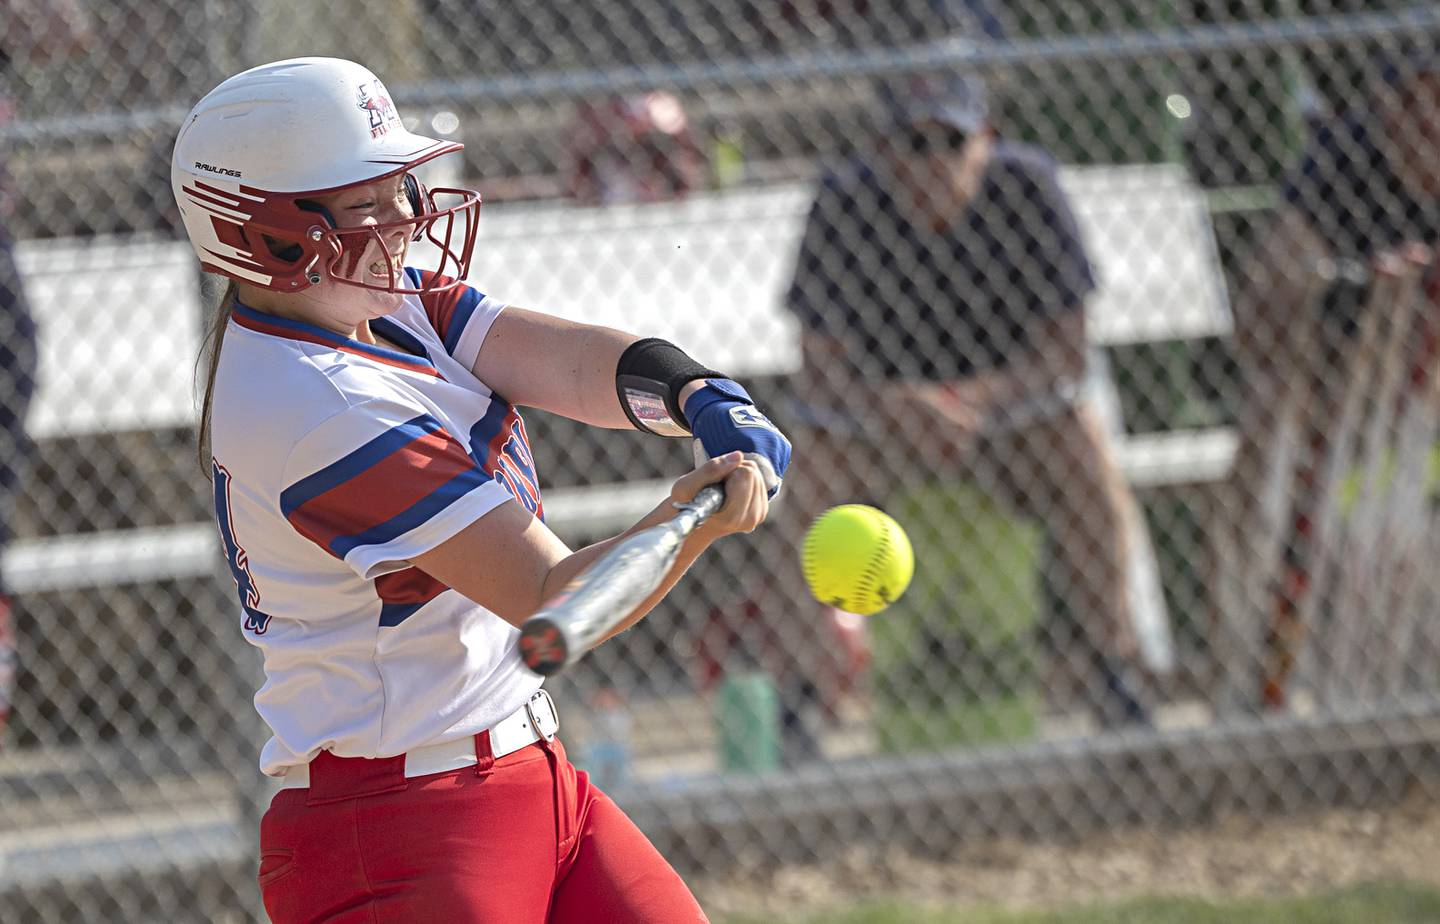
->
[171,57,480,294]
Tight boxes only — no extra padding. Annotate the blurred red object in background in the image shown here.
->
[568,91,707,205]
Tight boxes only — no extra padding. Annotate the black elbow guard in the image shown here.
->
[616,338,723,437]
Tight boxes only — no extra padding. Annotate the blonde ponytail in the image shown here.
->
[196,280,238,478]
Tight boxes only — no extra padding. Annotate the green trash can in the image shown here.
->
[716,670,781,774]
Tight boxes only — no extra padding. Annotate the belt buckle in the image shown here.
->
[525,689,559,742]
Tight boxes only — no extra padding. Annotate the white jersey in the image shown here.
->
[210,267,545,776]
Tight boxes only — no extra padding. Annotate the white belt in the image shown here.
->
[278,689,559,790]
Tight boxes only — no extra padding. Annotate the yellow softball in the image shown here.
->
[801,505,914,616]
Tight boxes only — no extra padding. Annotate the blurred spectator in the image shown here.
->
[0,0,91,743]
[779,71,1153,738]
[1283,50,1440,270]
[567,91,707,205]
[1210,46,1440,712]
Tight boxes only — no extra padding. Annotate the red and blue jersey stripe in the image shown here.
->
[375,566,450,628]
[281,414,492,560]
[232,303,441,378]
[406,267,484,357]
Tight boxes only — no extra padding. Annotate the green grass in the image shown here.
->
[720,881,1440,924]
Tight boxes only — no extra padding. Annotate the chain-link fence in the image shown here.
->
[3,2,1440,921]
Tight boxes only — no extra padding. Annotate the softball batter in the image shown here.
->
[173,57,790,922]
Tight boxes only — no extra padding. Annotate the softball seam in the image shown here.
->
[853,518,892,611]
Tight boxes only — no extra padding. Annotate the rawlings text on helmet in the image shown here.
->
[194,162,243,178]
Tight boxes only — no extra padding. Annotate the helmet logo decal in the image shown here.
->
[356,80,400,139]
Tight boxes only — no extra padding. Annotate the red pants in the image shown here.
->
[258,735,708,923]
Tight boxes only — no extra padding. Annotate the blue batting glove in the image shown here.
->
[683,379,791,498]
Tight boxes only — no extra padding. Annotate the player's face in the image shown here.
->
[262,174,417,325]
[313,175,416,294]
[890,121,994,224]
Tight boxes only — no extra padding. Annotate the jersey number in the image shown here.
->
[213,460,273,635]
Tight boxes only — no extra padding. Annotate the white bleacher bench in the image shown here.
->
[9,164,1235,594]
[18,234,202,439]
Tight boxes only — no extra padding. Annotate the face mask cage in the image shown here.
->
[186,171,483,295]
[317,185,482,295]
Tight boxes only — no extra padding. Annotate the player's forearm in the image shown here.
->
[967,363,1043,410]
[1028,308,1086,372]
[597,535,708,643]
[536,494,712,641]
[986,308,1088,403]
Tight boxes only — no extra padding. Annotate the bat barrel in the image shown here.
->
[517,482,728,677]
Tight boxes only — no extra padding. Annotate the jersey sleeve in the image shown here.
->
[279,397,514,579]
[404,268,506,370]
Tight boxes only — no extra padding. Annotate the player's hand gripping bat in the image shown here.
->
[518,484,726,676]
